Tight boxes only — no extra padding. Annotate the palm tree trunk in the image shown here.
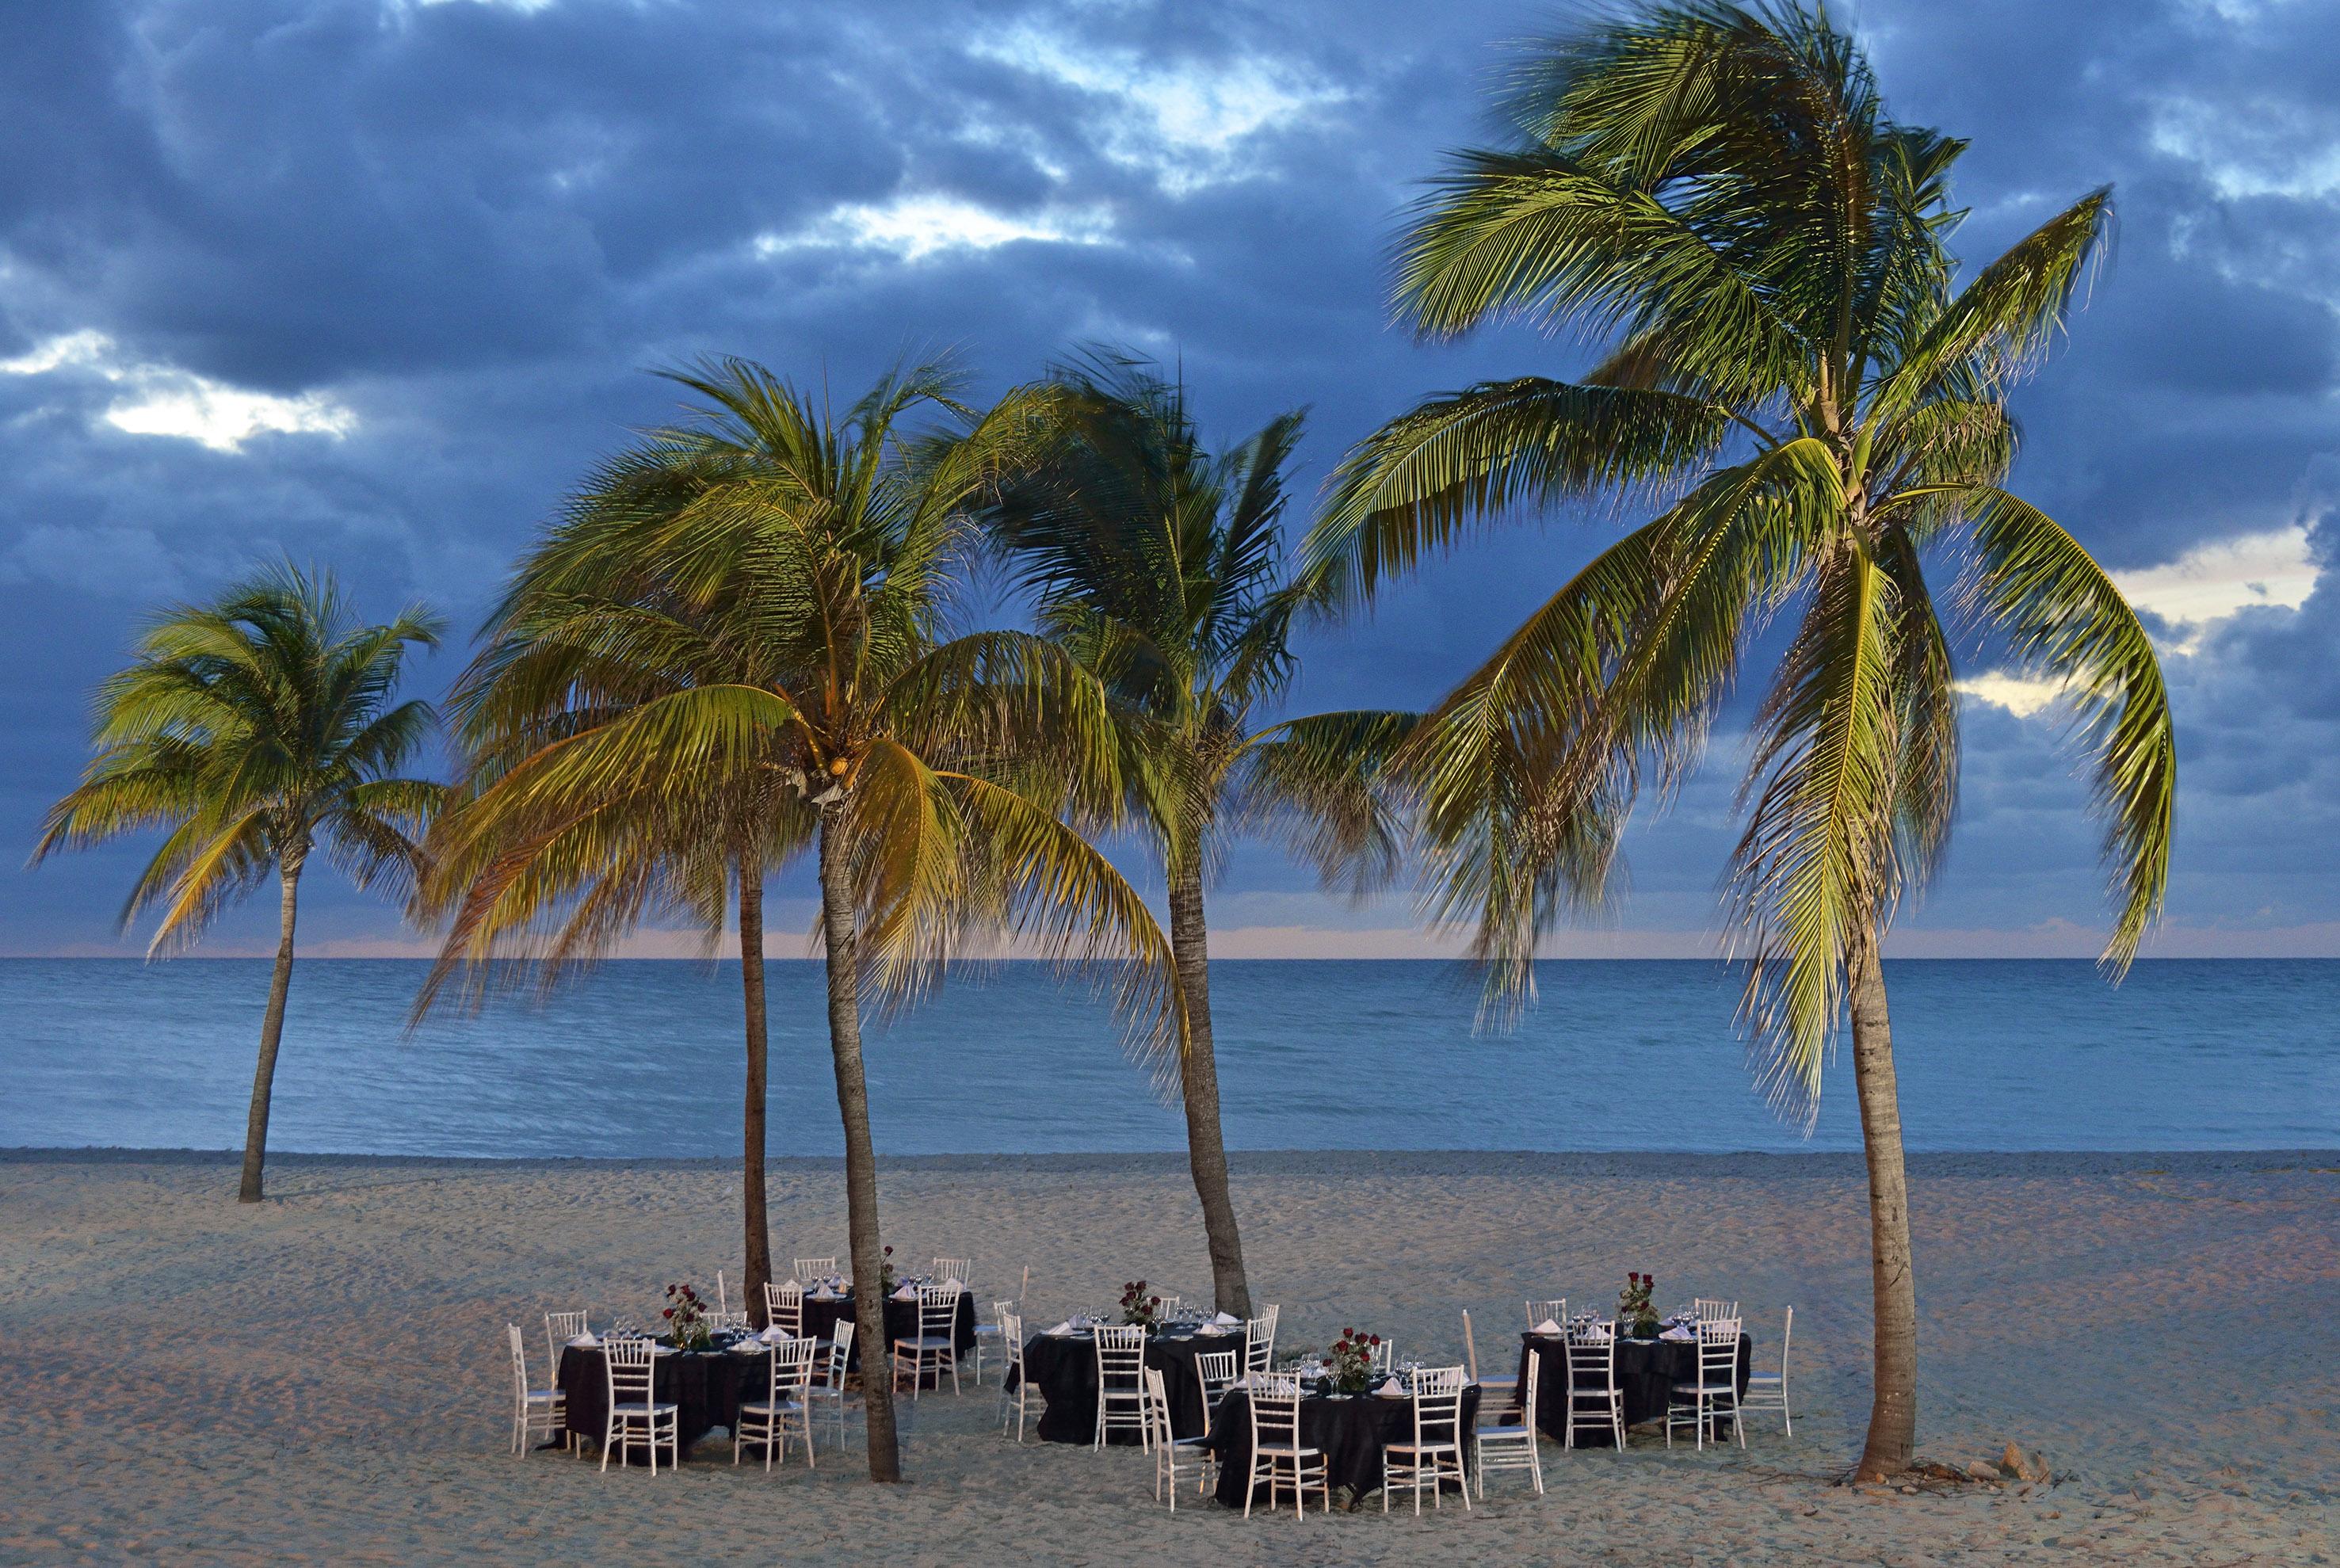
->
[1166,856,1252,1318]
[238,853,304,1204]
[817,806,902,1482]
[1848,926,1918,1480]
[739,847,775,1325]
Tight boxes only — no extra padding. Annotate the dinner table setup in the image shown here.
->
[1203,1350,1482,1511]
[557,1317,796,1462]
[792,1269,979,1381]
[1010,1298,1249,1444]
[1513,1284,1754,1447]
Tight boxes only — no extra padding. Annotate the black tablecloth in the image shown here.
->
[557,1344,772,1459]
[1514,1332,1753,1444]
[1206,1384,1480,1508]
[1010,1326,1243,1444]
[799,1291,978,1379]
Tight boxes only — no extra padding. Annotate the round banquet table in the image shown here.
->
[799,1290,978,1384]
[557,1341,773,1459]
[1010,1324,1243,1444]
[1206,1382,1481,1509]
[1514,1330,1753,1444]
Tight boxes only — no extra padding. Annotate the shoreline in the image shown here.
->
[6,1144,2334,1177]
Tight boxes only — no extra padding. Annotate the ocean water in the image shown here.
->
[1,959,2333,1158]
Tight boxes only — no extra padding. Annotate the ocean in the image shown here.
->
[2,958,2333,1158]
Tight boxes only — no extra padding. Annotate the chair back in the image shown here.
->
[1517,1347,1541,1426]
[1248,1375,1304,1449]
[604,1333,655,1403]
[999,1311,1025,1378]
[1094,1323,1145,1394]
[544,1310,588,1372]
[717,1271,729,1316]
[822,1321,857,1386]
[1153,1295,1181,1318]
[1565,1319,1616,1391]
[918,1282,962,1341]
[1696,1317,1741,1388]
[1193,1348,1240,1411]
[1142,1366,1174,1448]
[932,1256,973,1284]
[1410,1364,1467,1448]
[1693,1297,1739,1323]
[1243,1307,1277,1373]
[793,1256,838,1281]
[769,1334,817,1400]
[1778,1306,1792,1376]
[506,1324,532,1398]
[708,1310,750,1333]
[1371,1337,1395,1372]
[1528,1297,1568,1330]
[765,1281,804,1337]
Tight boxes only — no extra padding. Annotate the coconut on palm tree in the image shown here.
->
[34,564,445,1204]
[421,357,1181,1482]
[986,353,1417,1318]
[1311,2,2174,1480]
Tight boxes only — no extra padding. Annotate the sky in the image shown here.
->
[3,0,2337,961]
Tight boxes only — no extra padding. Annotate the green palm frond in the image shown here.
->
[1961,487,2174,970]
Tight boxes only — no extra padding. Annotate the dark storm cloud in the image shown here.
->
[2,0,2334,955]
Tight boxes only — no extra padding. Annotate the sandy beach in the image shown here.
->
[2,1148,2332,1564]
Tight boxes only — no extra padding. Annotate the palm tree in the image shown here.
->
[1311,2,2174,1480]
[33,564,445,1203]
[985,353,1416,1318]
[421,357,1181,1483]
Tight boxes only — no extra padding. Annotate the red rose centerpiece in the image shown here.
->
[662,1282,712,1349]
[1618,1272,1659,1338]
[1119,1280,1163,1330]
[1327,1327,1380,1394]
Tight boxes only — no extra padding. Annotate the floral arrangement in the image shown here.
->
[1119,1280,1163,1329]
[662,1283,712,1349]
[1326,1327,1381,1394]
[1618,1271,1659,1337]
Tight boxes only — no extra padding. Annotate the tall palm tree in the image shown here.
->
[1311,2,2174,1480]
[33,564,445,1203]
[986,353,1416,1317]
[421,357,1181,1483]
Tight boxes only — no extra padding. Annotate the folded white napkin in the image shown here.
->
[759,1325,792,1344]
[1046,1320,1075,1336]
[1212,1311,1241,1326]
[942,1277,964,1291]
[1195,1322,1226,1335]
[891,1285,918,1301]
[1533,1318,1564,1336]
[568,1333,599,1348]
[1660,1327,1695,1341]
[1376,1380,1409,1398]
[782,1278,800,1291]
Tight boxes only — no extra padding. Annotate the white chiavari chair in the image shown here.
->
[1144,1367,1213,1509]
[544,1310,589,1383]
[893,1282,964,1398]
[1693,1297,1739,1324]
[1093,1323,1149,1449]
[764,1280,804,1339]
[807,1321,858,1448]
[971,1298,1015,1387]
[1384,1364,1470,1515]
[1564,1320,1625,1450]
[1371,1337,1396,1373]
[507,1324,567,1454]
[1473,1346,1544,1497]
[997,1310,1034,1442]
[708,1310,750,1334]
[1528,1298,1569,1330]
[793,1256,838,1280]
[1739,1307,1792,1433]
[932,1257,973,1284]
[1192,1347,1241,1440]
[1243,1305,1279,1375]
[599,1334,678,1473]
[1243,1374,1328,1519]
[735,1335,818,1470]
[1153,1295,1181,1317]
[717,1271,729,1317]
[1666,1317,1745,1451]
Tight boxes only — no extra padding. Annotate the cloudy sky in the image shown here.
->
[5,0,2336,960]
